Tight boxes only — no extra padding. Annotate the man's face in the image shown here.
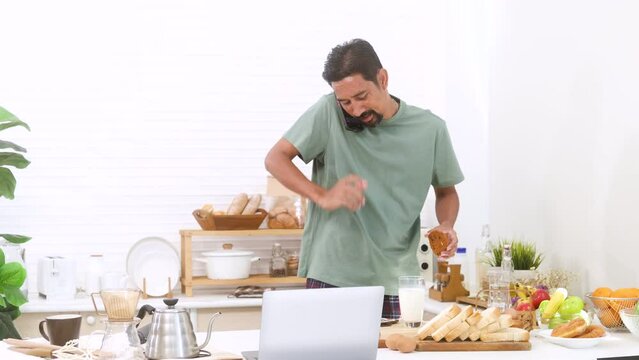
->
[332,72,387,128]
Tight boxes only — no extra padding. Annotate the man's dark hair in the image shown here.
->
[322,39,383,85]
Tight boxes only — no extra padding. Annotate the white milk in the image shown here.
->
[398,287,426,325]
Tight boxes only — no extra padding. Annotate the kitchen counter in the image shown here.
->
[2,329,638,359]
[20,290,264,313]
[22,285,448,314]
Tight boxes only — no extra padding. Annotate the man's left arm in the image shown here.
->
[431,185,460,258]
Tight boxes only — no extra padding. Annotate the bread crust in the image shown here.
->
[551,317,588,338]
[227,193,249,215]
[428,230,449,256]
[575,325,606,338]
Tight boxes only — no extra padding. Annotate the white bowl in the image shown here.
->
[536,329,607,349]
[620,308,639,337]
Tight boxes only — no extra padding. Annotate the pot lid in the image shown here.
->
[201,250,254,257]
[155,298,187,313]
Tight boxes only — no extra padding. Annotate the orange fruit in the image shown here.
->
[607,288,639,313]
[610,288,639,298]
[591,287,613,310]
[597,307,622,328]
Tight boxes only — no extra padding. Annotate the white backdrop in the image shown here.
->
[1,1,489,291]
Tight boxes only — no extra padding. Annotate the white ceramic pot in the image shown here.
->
[195,250,260,280]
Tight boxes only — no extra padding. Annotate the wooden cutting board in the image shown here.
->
[378,339,531,351]
[379,324,531,351]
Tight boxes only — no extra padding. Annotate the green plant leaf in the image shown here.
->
[0,262,27,288]
[0,107,30,132]
[0,249,4,267]
[0,140,26,153]
[0,310,22,339]
[0,235,31,244]
[0,167,16,199]
[0,153,30,169]
[0,296,5,308]
[3,287,27,308]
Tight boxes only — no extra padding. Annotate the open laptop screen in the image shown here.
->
[243,286,384,360]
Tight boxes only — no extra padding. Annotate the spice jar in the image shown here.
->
[269,243,287,278]
[286,251,299,276]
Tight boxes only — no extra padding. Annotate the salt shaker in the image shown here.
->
[269,243,287,278]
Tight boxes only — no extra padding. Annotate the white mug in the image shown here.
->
[101,272,128,290]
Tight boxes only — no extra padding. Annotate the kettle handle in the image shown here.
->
[197,312,222,351]
[136,304,156,326]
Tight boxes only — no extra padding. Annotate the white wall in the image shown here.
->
[489,1,639,294]
[1,1,488,291]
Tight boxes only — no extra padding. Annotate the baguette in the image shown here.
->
[241,194,262,215]
[227,193,249,215]
[416,304,462,340]
[431,305,473,342]
[480,327,530,342]
[445,321,470,342]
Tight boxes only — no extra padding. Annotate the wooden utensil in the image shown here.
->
[8,346,53,358]
[3,338,61,350]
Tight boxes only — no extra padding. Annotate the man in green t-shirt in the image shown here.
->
[265,39,464,319]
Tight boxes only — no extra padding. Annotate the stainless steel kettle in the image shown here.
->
[143,298,221,359]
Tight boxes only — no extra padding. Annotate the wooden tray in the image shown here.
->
[378,339,531,351]
[378,324,531,351]
[192,208,268,230]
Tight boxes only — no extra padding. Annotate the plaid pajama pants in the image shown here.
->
[306,278,401,320]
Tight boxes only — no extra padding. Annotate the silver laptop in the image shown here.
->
[242,286,384,360]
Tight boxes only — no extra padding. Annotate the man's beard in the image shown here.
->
[357,110,383,128]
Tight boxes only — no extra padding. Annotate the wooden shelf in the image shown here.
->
[191,274,306,287]
[180,228,304,296]
[180,229,303,237]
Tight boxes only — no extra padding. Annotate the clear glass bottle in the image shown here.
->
[499,244,514,311]
[269,243,287,278]
[474,224,492,294]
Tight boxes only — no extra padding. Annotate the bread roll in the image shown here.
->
[480,327,530,342]
[227,193,249,215]
[551,317,587,338]
[242,194,262,215]
[200,203,214,214]
[417,304,462,340]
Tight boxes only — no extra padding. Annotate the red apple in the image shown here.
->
[516,301,534,312]
[531,289,551,309]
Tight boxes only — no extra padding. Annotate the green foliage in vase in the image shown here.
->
[487,238,544,271]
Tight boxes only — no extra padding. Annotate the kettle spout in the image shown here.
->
[197,312,222,351]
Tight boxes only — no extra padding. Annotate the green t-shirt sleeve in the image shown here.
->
[432,121,465,187]
[283,96,332,164]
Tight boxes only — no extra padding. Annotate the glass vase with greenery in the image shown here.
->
[487,238,543,271]
[0,106,31,340]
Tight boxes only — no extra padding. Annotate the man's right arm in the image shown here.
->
[264,138,366,212]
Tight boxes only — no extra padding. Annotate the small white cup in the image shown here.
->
[100,272,128,290]
[398,276,426,328]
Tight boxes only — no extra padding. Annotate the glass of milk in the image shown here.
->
[398,276,426,328]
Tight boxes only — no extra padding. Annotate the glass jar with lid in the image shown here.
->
[269,243,287,278]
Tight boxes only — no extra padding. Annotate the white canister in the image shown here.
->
[85,254,105,294]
